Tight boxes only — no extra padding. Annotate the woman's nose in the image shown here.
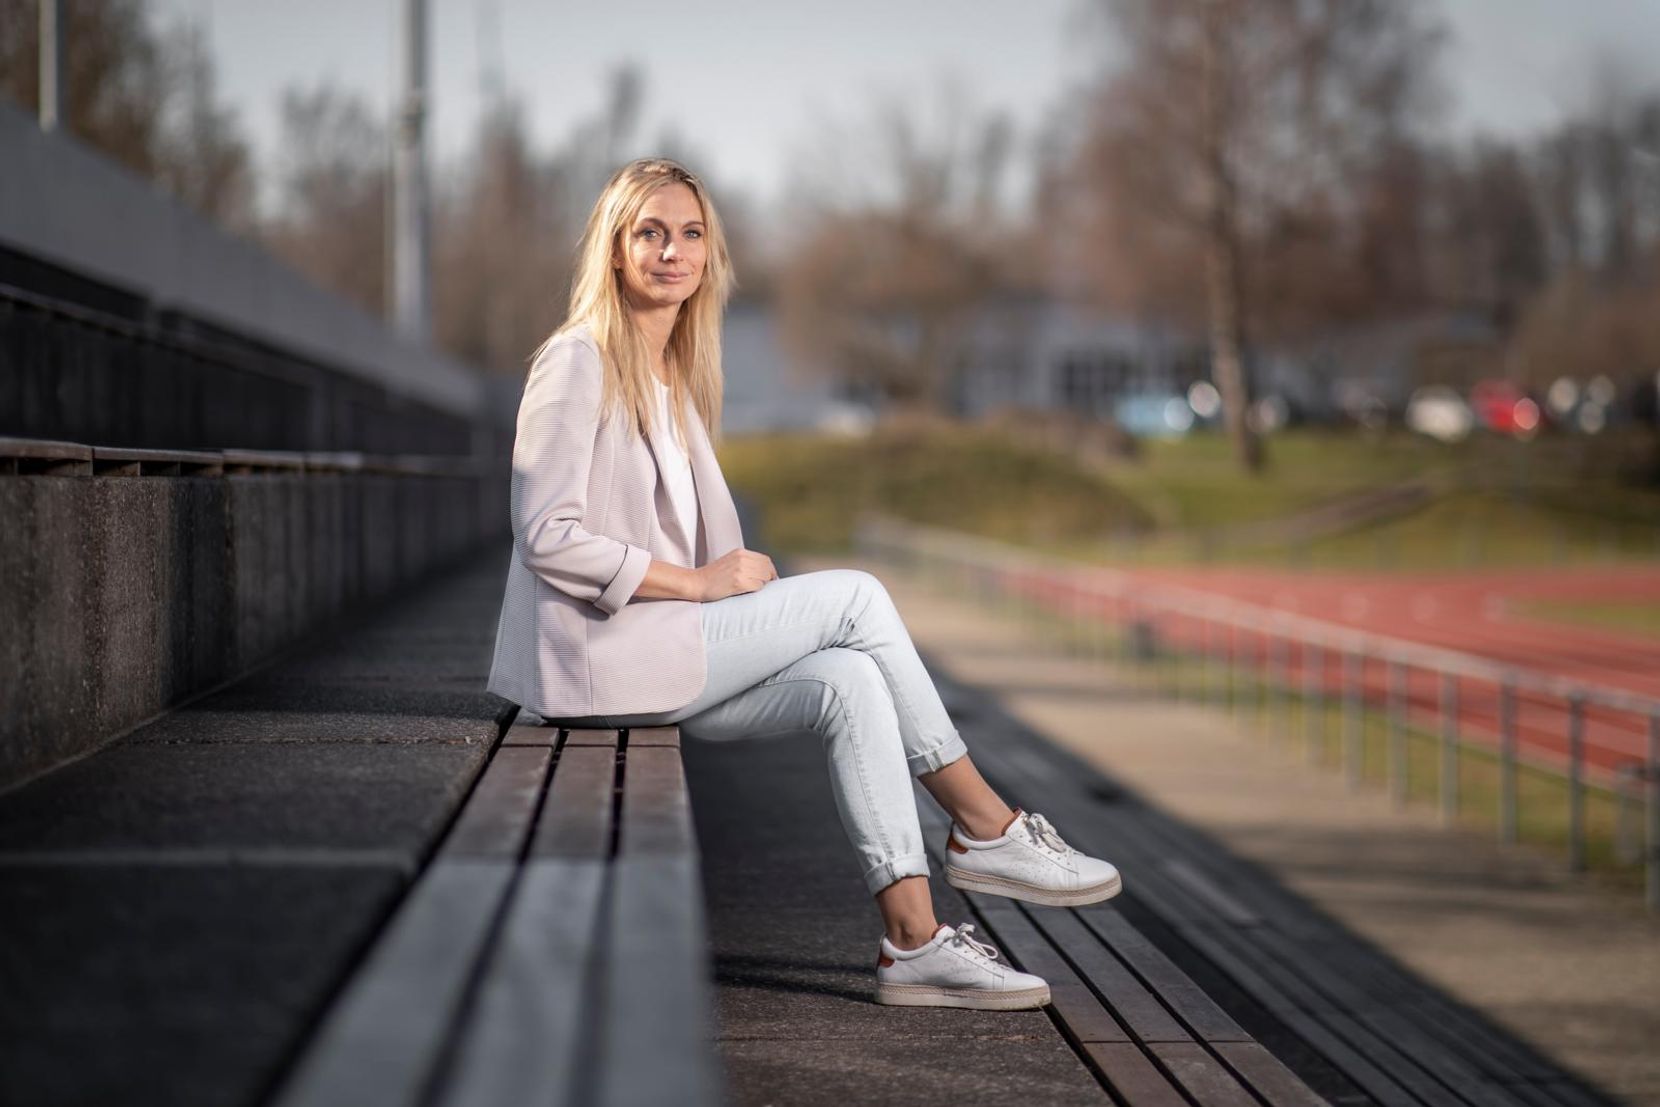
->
[661,239,679,258]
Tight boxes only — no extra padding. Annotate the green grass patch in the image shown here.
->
[721,422,1660,571]
[1512,599,1660,640]
[719,425,1154,556]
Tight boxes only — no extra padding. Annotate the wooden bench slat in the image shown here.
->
[1075,905,1252,1042]
[430,859,608,1107]
[593,852,725,1107]
[561,728,621,747]
[1147,1041,1261,1107]
[956,736,1423,1107]
[1025,905,1193,1044]
[964,900,1134,1044]
[531,746,615,860]
[619,744,695,855]
[273,860,516,1107]
[625,725,681,747]
[1080,1042,1192,1107]
[500,722,559,747]
[440,747,552,860]
[1211,1042,1331,1107]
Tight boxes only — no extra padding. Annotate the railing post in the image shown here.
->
[1270,631,1288,742]
[1440,672,1459,826]
[1221,624,1235,720]
[1208,620,1221,707]
[1568,693,1586,873]
[1387,660,1407,807]
[1343,650,1363,790]
[1304,643,1324,765]
[1648,712,1659,913]
[1499,678,1518,844]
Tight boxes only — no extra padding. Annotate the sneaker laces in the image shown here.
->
[1022,812,1073,858]
[946,923,1001,963]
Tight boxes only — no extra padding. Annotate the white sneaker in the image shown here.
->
[943,809,1123,907]
[874,923,1051,1010]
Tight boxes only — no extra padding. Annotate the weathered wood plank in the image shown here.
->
[430,859,608,1107]
[1148,1042,1260,1107]
[967,903,1132,1044]
[562,728,621,747]
[592,852,725,1107]
[1211,1041,1331,1107]
[1025,905,1192,1043]
[439,746,551,860]
[531,746,614,860]
[500,723,559,747]
[272,860,515,1107]
[1080,1043,1190,1107]
[626,726,681,747]
[618,745,695,856]
[1076,905,1251,1042]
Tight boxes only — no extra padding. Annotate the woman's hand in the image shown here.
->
[694,548,778,601]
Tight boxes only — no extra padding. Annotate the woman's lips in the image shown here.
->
[654,271,690,282]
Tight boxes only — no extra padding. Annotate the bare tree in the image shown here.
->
[0,0,251,228]
[261,85,390,319]
[776,84,1019,414]
[1062,0,1446,470]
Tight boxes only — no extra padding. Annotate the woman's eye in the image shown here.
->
[638,228,658,239]
[685,229,702,239]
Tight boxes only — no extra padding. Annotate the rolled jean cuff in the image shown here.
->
[863,851,931,896]
[906,731,968,776]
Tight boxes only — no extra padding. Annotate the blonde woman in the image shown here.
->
[487,157,1123,1010]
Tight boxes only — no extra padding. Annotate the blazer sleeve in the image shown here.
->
[509,334,652,616]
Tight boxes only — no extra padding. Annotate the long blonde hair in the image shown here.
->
[532,157,736,450]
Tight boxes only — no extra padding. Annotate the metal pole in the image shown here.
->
[1304,643,1323,765]
[1221,620,1235,713]
[38,0,64,131]
[393,0,432,342]
[1343,650,1363,789]
[1387,660,1407,807]
[1440,672,1459,826]
[1648,712,1659,913]
[1270,632,1288,741]
[1499,679,1518,844]
[1568,693,1585,872]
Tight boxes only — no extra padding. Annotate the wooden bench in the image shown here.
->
[272,704,726,1107]
[930,677,1615,1107]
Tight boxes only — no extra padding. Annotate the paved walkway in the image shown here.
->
[795,555,1660,1107]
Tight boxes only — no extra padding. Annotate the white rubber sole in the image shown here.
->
[943,865,1123,907]
[874,981,1052,1010]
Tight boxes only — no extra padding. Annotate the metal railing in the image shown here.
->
[854,514,1660,912]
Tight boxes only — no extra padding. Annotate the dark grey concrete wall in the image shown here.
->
[0,471,510,791]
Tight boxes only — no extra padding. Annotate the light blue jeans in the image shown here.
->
[551,568,968,895]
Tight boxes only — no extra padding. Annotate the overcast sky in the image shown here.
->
[153,0,1660,216]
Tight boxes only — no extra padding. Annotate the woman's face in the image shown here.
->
[614,182,707,312]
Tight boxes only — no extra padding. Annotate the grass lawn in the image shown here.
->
[1512,599,1660,640]
[721,422,1660,572]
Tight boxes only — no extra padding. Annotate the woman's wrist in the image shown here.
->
[634,558,705,602]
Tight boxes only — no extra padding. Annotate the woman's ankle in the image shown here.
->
[886,920,944,951]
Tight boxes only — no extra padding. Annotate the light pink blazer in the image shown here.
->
[485,322,745,718]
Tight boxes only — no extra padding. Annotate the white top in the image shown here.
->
[653,377,700,552]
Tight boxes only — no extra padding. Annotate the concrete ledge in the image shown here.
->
[0,466,506,790]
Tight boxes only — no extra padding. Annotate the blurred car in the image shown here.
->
[1114,393,1194,438]
[1468,379,1540,437]
[1404,385,1474,443]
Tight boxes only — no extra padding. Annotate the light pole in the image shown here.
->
[392,0,431,344]
[38,0,64,132]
